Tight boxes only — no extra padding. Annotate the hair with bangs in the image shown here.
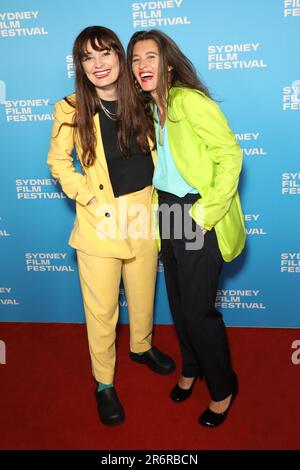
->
[64,26,154,167]
[127,29,211,119]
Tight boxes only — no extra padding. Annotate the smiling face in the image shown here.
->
[81,40,120,99]
[131,39,160,100]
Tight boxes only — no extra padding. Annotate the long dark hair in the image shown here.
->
[65,26,154,167]
[127,29,211,117]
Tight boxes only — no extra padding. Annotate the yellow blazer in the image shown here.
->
[47,95,157,259]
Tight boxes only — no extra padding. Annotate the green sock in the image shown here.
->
[98,382,113,392]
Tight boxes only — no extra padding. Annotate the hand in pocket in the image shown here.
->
[87,197,97,206]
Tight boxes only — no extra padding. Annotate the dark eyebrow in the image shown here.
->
[82,47,111,57]
[132,50,158,58]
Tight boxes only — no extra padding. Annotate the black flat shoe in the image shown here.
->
[130,346,176,375]
[170,383,193,402]
[198,387,238,428]
[170,376,202,402]
[95,387,125,426]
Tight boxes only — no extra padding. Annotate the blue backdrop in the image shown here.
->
[0,0,299,327]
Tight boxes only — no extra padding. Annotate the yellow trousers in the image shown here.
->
[76,187,158,384]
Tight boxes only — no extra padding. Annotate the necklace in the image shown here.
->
[99,99,117,120]
[157,107,165,146]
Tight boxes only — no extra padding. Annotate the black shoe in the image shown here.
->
[95,387,125,426]
[198,386,238,428]
[170,376,201,402]
[130,346,176,375]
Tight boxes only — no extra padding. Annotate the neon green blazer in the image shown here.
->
[157,87,246,262]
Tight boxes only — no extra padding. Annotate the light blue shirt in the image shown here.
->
[152,111,198,197]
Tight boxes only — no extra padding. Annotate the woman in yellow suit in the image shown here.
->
[47,26,175,426]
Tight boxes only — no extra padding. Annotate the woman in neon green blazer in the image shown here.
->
[128,30,246,427]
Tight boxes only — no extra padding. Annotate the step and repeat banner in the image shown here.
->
[0,0,299,327]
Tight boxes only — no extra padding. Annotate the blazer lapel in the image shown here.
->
[93,112,109,173]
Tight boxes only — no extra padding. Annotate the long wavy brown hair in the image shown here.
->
[64,26,154,167]
[127,29,211,119]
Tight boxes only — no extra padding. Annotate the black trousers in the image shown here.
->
[158,190,236,401]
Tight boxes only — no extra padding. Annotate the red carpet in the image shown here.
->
[0,323,299,450]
